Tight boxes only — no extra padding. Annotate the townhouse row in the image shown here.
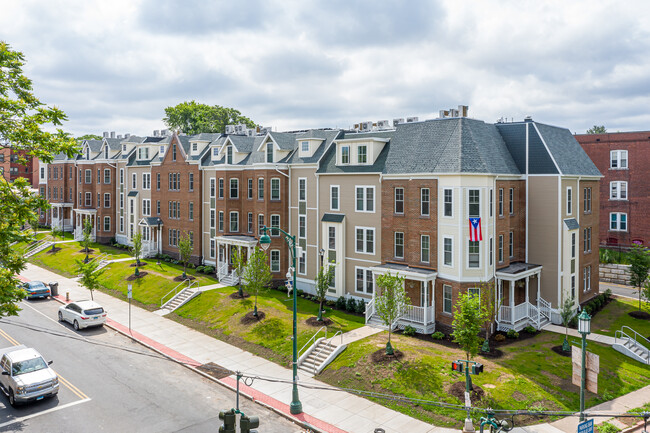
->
[39,110,602,333]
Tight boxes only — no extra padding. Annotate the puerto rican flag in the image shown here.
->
[469,218,482,242]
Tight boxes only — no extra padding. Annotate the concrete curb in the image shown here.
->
[50,294,326,433]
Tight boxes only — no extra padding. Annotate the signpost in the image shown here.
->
[127,284,132,334]
[577,419,594,433]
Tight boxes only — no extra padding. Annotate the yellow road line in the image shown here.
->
[0,328,19,346]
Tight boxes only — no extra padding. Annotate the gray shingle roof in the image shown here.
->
[317,140,389,174]
[535,123,601,176]
[322,213,345,222]
[564,218,580,230]
[268,132,297,150]
[191,133,222,142]
[104,138,122,150]
[286,129,342,164]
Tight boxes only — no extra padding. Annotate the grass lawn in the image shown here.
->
[591,297,650,338]
[172,288,366,365]
[318,331,650,428]
[29,241,133,276]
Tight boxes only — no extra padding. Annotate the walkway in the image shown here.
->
[543,324,616,346]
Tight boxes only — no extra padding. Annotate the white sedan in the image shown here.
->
[58,300,107,330]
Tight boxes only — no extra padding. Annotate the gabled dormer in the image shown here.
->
[297,138,324,159]
[334,136,389,166]
[258,133,294,164]
[136,145,151,161]
[120,136,142,158]
[217,137,248,165]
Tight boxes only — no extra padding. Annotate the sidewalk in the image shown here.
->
[543,324,616,346]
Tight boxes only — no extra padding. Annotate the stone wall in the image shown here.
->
[599,263,631,285]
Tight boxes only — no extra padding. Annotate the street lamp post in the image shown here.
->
[259,225,302,415]
[578,309,591,422]
[319,248,325,267]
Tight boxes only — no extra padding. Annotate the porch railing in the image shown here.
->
[500,305,512,323]
[539,297,552,319]
[217,261,228,280]
[365,298,375,323]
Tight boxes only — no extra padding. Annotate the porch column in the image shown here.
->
[423,280,428,325]
[497,279,502,321]
[509,280,514,310]
[525,276,530,304]
[537,273,541,309]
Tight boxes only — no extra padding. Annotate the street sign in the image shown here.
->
[577,419,593,433]
[127,284,132,299]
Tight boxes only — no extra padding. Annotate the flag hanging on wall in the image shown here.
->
[469,217,482,241]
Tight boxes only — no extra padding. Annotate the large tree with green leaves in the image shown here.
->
[374,272,408,355]
[177,231,192,279]
[77,134,102,141]
[76,258,104,301]
[0,42,77,316]
[628,243,650,311]
[240,247,272,317]
[586,125,607,134]
[314,262,335,321]
[163,101,256,135]
[451,291,487,362]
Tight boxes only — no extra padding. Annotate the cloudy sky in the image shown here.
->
[2,0,650,137]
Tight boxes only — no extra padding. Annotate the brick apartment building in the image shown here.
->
[576,131,649,248]
[0,147,37,186]
[40,110,601,333]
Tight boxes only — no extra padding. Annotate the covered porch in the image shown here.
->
[73,209,97,241]
[367,263,437,334]
[215,235,259,282]
[138,217,163,258]
[496,262,550,332]
[51,203,74,232]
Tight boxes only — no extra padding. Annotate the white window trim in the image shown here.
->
[230,178,239,199]
[270,214,281,237]
[420,234,430,263]
[355,185,376,213]
[355,226,375,255]
[609,212,628,231]
[421,188,430,217]
[394,187,404,214]
[566,187,573,215]
[467,188,481,219]
[442,284,453,315]
[443,188,453,218]
[340,145,350,165]
[609,181,628,200]
[298,177,307,202]
[610,149,628,170]
[394,231,404,259]
[270,178,281,200]
[229,211,239,232]
[330,185,340,211]
[354,266,374,295]
[270,249,281,272]
[103,216,111,232]
[467,238,480,269]
[442,236,453,267]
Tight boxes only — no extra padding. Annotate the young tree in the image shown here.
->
[628,243,650,311]
[560,295,575,352]
[81,218,93,262]
[374,272,408,355]
[452,291,486,362]
[642,280,650,312]
[0,42,77,317]
[231,247,247,297]
[177,232,192,279]
[240,247,272,317]
[76,258,104,301]
[163,101,256,135]
[50,225,63,251]
[131,232,143,276]
[314,262,335,321]
[478,281,500,352]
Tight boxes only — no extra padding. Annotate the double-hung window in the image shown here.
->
[421,188,430,216]
[566,187,573,214]
[355,267,374,294]
[584,187,592,212]
[248,212,253,233]
[444,189,453,217]
[229,211,238,232]
[270,178,280,200]
[509,188,514,214]
[498,235,504,262]
[610,212,627,231]
[610,150,628,169]
[299,178,306,201]
[248,179,253,199]
[132,173,136,189]
[498,188,504,216]
[443,285,452,314]
[270,214,280,236]
[341,146,350,164]
[218,211,224,232]
[330,186,339,210]
[355,186,374,212]
[468,240,480,268]
[610,181,627,200]
[230,178,239,199]
[104,169,111,184]
[189,173,194,191]
[104,193,111,208]
[394,232,404,259]
[509,232,514,257]
[270,250,280,272]
[583,227,592,252]
[394,188,404,214]
[357,145,367,164]
[266,143,273,163]
[258,178,264,200]
[421,235,430,263]
[218,178,224,198]
[468,189,480,218]
[85,169,92,184]
[443,237,453,266]
[189,202,194,220]
[355,227,374,254]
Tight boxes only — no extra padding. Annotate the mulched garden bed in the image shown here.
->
[412,328,540,355]
[305,317,333,327]
[479,347,504,359]
[45,247,62,253]
[78,249,95,254]
[197,362,233,380]
[629,311,650,320]
[370,348,404,364]
[126,272,148,281]
[129,262,148,267]
[229,292,251,299]
[240,311,265,325]
[551,345,572,357]
[448,381,485,403]
[173,275,196,282]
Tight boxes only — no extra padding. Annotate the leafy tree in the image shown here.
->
[241,247,272,317]
[451,291,486,361]
[628,243,650,311]
[560,295,575,352]
[231,247,247,297]
[81,218,93,262]
[314,262,335,321]
[77,134,102,141]
[76,258,104,301]
[586,125,607,134]
[177,232,192,279]
[131,231,143,276]
[642,280,650,312]
[478,281,500,352]
[50,225,63,251]
[374,272,408,355]
[163,101,256,135]
[0,42,77,317]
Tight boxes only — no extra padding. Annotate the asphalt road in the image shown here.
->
[0,298,301,433]
[600,281,641,300]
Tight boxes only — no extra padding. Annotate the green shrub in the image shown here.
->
[196,266,205,273]
[346,297,357,312]
[325,300,335,307]
[403,325,417,336]
[355,299,366,314]
[506,329,519,339]
[596,422,621,433]
[431,331,445,340]
[604,288,612,300]
[495,334,506,342]
[335,296,347,310]
[569,315,578,328]
[203,266,214,274]
[524,325,537,334]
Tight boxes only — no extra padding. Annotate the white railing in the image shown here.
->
[365,298,375,323]
[539,297,552,319]
[500,305,512,323]
[24,239,49,257]
[616,326,650,359]
[528,303,539,323]
[217,261,228,280]
[310,330,343,374]
[160,279,193,308]
[403,305,424,323]
[513,302,528,323]
[299,326,327,360]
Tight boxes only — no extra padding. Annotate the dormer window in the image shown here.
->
[358,145,367,164]
[172,143,176,161]
[137,147,149,160]
[122,144,127,152]
[341,146,350,164]
[227,145,233,164]
[192,143,198,152]
[212,147,219,158]
[86,148,90,160]
[266,143,273,163]
[104,147,108,159]
[301,141,309,152]
[159,145,165,156]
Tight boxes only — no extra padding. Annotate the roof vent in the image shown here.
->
[125,133,130,138]
[103,131,109,138]
[117,134,122,139]
[406,117,419,123]
[393,118,405,127]
[360,121,373,131]
[110,131,116,138]
[376,120,391,130]
[524,116,533,122]
[225,125,236,134]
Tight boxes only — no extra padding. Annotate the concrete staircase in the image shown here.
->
[24,240,53,258]
[219,272,239,287]
[158,281,201,315]
[299,339,336,374]
[613,326,650,365]
[366,314,389,330]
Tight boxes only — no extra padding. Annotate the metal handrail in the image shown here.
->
[616,326,650,358]
[311,330,343,374]
[24,239,50,256]
[299,326,327,360]
[160,278,192,307]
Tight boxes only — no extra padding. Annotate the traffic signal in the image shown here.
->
[471,363,484,375]
[219,409,236,433]
[240,414,260,433]
[451,361,463,373]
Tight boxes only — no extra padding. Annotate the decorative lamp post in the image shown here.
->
[259,226,302,415]
[319,248,325,267]
[578,309,591,421]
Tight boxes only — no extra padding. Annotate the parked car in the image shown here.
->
[22,281,51,299]
[0,345,59,407]
[58,300,107,330]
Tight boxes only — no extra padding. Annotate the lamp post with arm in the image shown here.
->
[578,309,591,422]
[259,225,302,415]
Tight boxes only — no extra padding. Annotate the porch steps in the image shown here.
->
[219,273,240,287]
[613,326,650,365]
[366,314,389,330]
[298,339,346,375]
[24,240,53,258]
[159,286,201,314]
